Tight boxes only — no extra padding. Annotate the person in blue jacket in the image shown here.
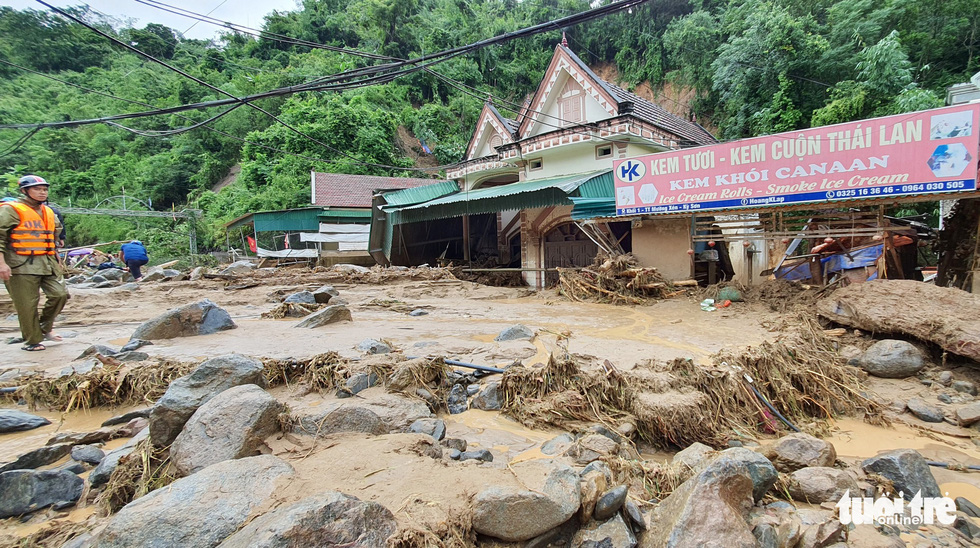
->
[119,240,149,281]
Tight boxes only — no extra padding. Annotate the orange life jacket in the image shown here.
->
[3,201,56,256]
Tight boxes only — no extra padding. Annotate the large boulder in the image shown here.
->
[641,454,756,548]
[312,285,339,304]
[92,455,294,548]
[283,291,316,304]
[294,305,352,328]
[0,410,50,433]
[131,299,236,340]
[470,382,502,411]
[0,469,84,518]
[472,459,581,542]
[149,354,266,446]
[818,280,980,362]
[858,340,926,379]
[672,442,715,479]
[719,447,778,503]
[787,467,859,504]
[216,491,397,548]
[170,384,284,476]
[219,260,256,275]
[861,449,940,500]
[763,433,836,472]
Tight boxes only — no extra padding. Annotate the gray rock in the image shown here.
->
[623,498,646,531]
[859,339,925,378]
[673,442,715,478]
[956,496,980,517]
[117,282,140,291]
[861,449,940,500]
[567,434,618,466]
[495,324,534,342]
[470,382,501,411]
[0,469,84,518]
[466,384,481,396]
[581,461,613,484]
[0,409,50,433]
[0,368,24,383]
[120,339,152,352]
[112,351,150,362]
[47,428,115,446]
[219,260,256,275]
[89,428,150,488]
[357,339,391,354]
[101,409,150,427]
[472,460,580,542]
[570,513,636,548]
[312,285,339,304]
[293,393,431,436]
[594,485,628,521]
[956,401,980,426]
[644,453,757,548]
[283,291,316,304]
[938,393,953,404]
[449,449,461,460]
[70,445,105,465]
[753,523,778,548]
[149,354,267,446]
[189,267,205,281]
[939,371,953,386]
[216,491,397,548]
[460,449,493,462]
[90,274,107,283]
[720,447,779,503]
[408,418,446,441]
[796,508,844,548]
[59,359,102,377]
[906,398,944,423]
[542,434,575,456]
[92,455,293,548]
[441,438,467,452]
[76,345,119,359]
[66,275,88,284]
[0,443,72,473]
[170,385,284,476]
[953,380,978,396]
[447,384,468,414]
[131,299,237,340]
[161,269,181,279]
[100,269,125,281]
[409,309,428,316]
[954,515,980,540]
[764,433,837,472]
[94,281,117,289]
[344,372,379,396]
[140,271,166,283]
[787,467,859,504]
[294,304,352,328]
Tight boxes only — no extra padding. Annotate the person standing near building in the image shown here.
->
[0,175,68,351]
[119,240,149,281]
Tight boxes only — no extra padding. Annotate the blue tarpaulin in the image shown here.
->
[776,244,882,281]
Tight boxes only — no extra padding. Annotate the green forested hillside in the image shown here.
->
[0,0,977,258]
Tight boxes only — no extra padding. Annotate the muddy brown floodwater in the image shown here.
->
[3,274,980,542]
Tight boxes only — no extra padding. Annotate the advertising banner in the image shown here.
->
[613,103,980,216]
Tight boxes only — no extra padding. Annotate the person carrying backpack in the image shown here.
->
[119,240,149,281]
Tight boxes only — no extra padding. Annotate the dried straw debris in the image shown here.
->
[557,253,682,305]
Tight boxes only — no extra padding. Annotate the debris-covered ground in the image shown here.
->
[1,260,980,548]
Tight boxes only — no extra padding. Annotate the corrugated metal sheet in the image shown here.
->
[573,171,614,199]
[380,181,460,207]
[252,209,324,232]
[317,209,372,219]
[570,197,616,220]
[386,170,611,225]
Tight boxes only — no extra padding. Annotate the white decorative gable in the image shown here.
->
[465,105,514,160]
[521,51,619,139]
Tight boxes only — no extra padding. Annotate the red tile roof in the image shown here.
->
[312,173,443,208]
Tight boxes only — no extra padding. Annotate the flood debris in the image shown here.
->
[818,279,980,361]
[557,253,691,304]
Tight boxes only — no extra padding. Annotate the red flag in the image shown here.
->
[246,236,257,253]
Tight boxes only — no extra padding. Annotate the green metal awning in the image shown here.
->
[317,209,371,219]
[385,170,612,225]
[380,181,460,207]
[570,197,616,220]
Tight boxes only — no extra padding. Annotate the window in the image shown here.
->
[489,135,503,150]
[596,145,613,159]
[529,159,543,171]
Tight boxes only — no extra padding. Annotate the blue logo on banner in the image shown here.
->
[617,160,645,183]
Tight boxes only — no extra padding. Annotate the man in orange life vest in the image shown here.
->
[0,175,68,351]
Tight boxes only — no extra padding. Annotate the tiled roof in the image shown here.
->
[608,83,716,146]
[312,173,443,208]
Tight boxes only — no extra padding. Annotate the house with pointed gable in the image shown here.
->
[371,40,717,288]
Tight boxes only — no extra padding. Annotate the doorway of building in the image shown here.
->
[543,223,599,285]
